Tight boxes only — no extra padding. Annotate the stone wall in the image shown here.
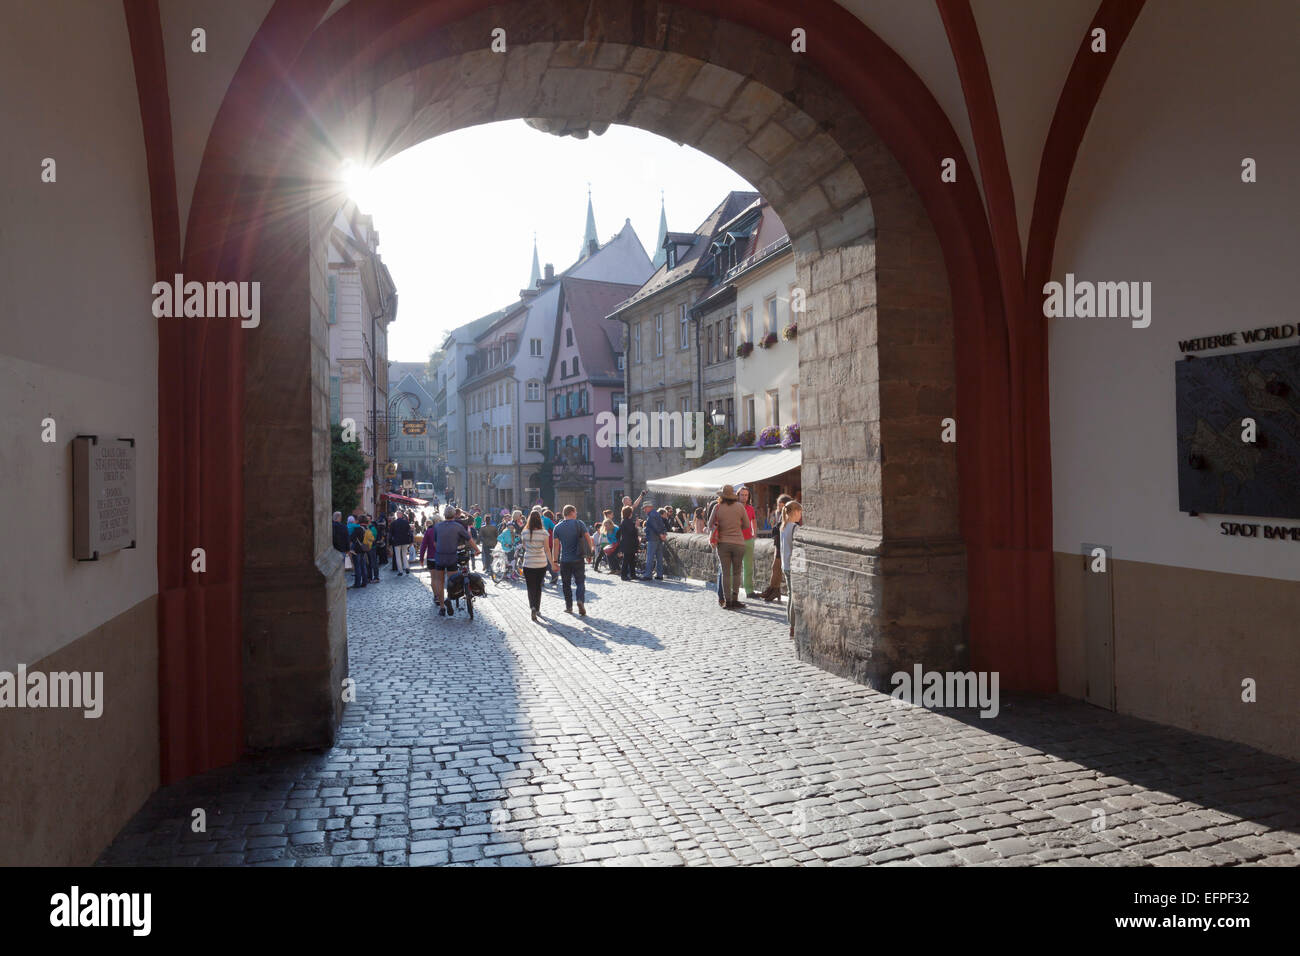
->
[663,532,776,586]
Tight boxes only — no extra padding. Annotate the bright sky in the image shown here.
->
[346,120,755,363]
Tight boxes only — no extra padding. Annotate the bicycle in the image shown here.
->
[442,545,484,620]
[490,545,525,587]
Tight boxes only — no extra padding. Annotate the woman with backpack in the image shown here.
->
[521,510,557,622]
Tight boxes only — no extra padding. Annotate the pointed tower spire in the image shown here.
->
[581,183,599,258]
[651,189,668,269]
[529,232,541,288]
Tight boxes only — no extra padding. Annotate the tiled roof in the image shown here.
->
[607,190,760,317]
[555,277,643,382]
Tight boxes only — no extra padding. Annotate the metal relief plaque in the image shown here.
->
[73,436,136,560]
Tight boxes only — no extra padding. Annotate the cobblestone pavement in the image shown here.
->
[100,565,1300,866]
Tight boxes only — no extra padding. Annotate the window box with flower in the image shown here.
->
[782,323,798,341]
[737,341,754,358]
[755,425,782,448]
[758,332,779,349]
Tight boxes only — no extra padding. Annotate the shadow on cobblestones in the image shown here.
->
[921,697,1300,841]
[97,565,1300,867]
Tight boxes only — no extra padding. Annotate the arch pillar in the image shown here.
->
[240,192,347,751]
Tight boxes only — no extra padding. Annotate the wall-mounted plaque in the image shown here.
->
[1176,344,1300,518]
[402,420,427,435]
[73,436,136,561]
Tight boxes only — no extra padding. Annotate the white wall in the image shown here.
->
[1050,0,1300,580]
[160,0,276,247]
[734,254,798,432]
[0,2,159,668]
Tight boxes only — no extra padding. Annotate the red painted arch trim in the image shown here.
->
[123,0,190,777]
[123,0,180,278]
[156,0,333,782]
[935,0,1025,306]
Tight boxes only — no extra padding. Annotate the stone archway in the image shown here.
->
[167,0,1033,776]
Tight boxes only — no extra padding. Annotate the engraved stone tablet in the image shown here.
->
[73,437,136,560]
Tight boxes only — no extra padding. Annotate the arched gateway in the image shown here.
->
[162,0,1052,781]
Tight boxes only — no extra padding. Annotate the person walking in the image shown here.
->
[737,485,758,598]
[332,511,349,560]
[520,511,557,622]
[479,519,500,577]
[708,485,749,609]
[389,510,413,576]
[761,494,793,601]
[347,515,368,589]
[540,509,560,586]
[361,515,380,584]
[642,502,668,580]
[705,494,725,603]
[420,505,477,617]
[374,514,389,580]
[592,516,616,572]
[388,512,401,573]
[780,499,802,636]
[617,505,639,581]
[551,504,593,615]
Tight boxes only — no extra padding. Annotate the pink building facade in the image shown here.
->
[545,277,641,518]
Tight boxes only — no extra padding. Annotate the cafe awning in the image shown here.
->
[645,445,801,496]
[380,492,428,506]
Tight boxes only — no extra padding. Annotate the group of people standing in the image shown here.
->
[332,509,427,589]
[333,486,802,638]
[705,484,801,634]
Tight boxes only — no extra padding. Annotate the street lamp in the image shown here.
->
[711,409,727,429]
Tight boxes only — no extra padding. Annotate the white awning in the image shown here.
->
[646,446,801,496]
[495,472,514,490]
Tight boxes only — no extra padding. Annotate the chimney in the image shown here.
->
[544,263,554,280]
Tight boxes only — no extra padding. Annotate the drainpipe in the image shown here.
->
[370,304,378,518]
[694,304,702,414]
[622,316,633,503]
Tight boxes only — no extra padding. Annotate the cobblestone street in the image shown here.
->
[100,567,1300,867]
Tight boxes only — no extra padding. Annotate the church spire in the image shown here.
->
[652,190,668,269]
[581,183,599,258]
[529,232,541,288]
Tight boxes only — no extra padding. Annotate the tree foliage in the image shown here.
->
[331,423,368,515]
[700,419,731,465]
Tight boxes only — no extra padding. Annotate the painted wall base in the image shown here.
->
[1055,552,1300,762]
[0,597,158,865]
